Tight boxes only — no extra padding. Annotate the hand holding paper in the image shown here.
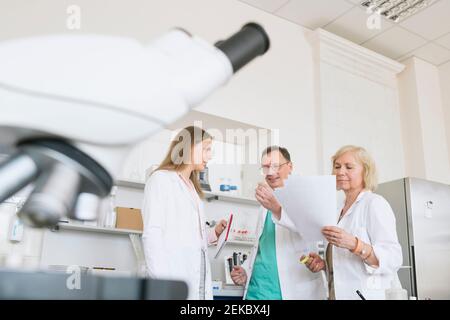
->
[322,226,357,250]
[255,182,282,219]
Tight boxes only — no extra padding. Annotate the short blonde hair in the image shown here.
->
[331,145,378,191]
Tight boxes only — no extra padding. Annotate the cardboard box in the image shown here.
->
[115,207,143,231]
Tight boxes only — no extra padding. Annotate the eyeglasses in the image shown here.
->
[259,162,289,175]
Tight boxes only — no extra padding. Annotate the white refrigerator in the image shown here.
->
[377,177,450,300]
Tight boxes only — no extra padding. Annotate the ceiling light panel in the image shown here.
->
[360,0,437,23]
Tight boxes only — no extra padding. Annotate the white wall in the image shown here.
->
[398,59,427,179]
[413,59,450,184]
[398,57,450,184]
[311,29,406,184]
[318,59,405,183]
[439,61,450,168]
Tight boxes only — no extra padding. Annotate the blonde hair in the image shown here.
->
[331,145,378,191]
[154,126,212,198]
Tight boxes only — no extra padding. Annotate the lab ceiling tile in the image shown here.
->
[238,0,290,13]
[275,0,354,30]
[436,32,450,50]
[362,26,428,59]
[400,0,450,40]
[411,42,450,65]
[324,6,393,44]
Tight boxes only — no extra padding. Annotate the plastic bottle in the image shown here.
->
[219,178,229,192]
[105,187,118,228]
[9,215,24,242]
[385,279,408,300]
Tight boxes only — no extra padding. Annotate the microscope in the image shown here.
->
[0,23,270,228]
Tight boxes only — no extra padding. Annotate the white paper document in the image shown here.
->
[274,175,337,242]
[214,213,234,259]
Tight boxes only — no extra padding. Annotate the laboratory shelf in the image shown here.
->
[204,192,259,206]
[115,180,145,189]
[226,240,255,246]
[115,179,260,206]
[54,222,143,235]
[213,286,244,298]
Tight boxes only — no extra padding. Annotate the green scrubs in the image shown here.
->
[246,210,282,300]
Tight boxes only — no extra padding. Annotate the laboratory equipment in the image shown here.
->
[224,250,250,285]
[377,177,450,300]
[199,166,211,191]
[385,279,408,300]
[0,268,187,299]
[227,257,233,273]
[219,177,230,192]
[0,23,270,228]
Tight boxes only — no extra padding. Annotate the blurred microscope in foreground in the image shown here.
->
[0,23,270,229]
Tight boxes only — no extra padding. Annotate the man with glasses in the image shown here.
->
[230,146,326,300]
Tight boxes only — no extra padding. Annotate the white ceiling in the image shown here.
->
[239,0,450,66]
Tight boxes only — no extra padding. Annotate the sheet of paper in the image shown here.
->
[214,214,233,259]
[274,175,337,242]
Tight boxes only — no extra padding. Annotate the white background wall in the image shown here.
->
[399,58,450,185]
[413,59,450,184]
[319,62,405,183]
[439,61,450,169]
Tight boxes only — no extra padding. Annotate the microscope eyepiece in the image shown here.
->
[215,22,270,73]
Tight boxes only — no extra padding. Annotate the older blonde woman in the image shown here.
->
[301,145,402,300]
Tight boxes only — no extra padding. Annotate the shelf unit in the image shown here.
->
[115,180,259,206]
[226,240,255,246]
[55,222,142,235]
[213,286,244,298]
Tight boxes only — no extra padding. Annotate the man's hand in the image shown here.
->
[255,183,282,219]
[301,252,326,273]
[230,266,247,286]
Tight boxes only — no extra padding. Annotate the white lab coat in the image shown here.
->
[330,190,403,300]
[141,170,214,300]
[242,206,327,300]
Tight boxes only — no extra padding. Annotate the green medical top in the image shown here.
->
[245,210,282,300]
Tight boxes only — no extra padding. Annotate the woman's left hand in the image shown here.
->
[215,219,228,237]
[322,226,357,250]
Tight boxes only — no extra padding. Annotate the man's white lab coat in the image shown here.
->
[242,207,327,300]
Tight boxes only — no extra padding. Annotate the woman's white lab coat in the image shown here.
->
[242,206,327,300]
[141,170,214,300]
[330,191,403,300]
